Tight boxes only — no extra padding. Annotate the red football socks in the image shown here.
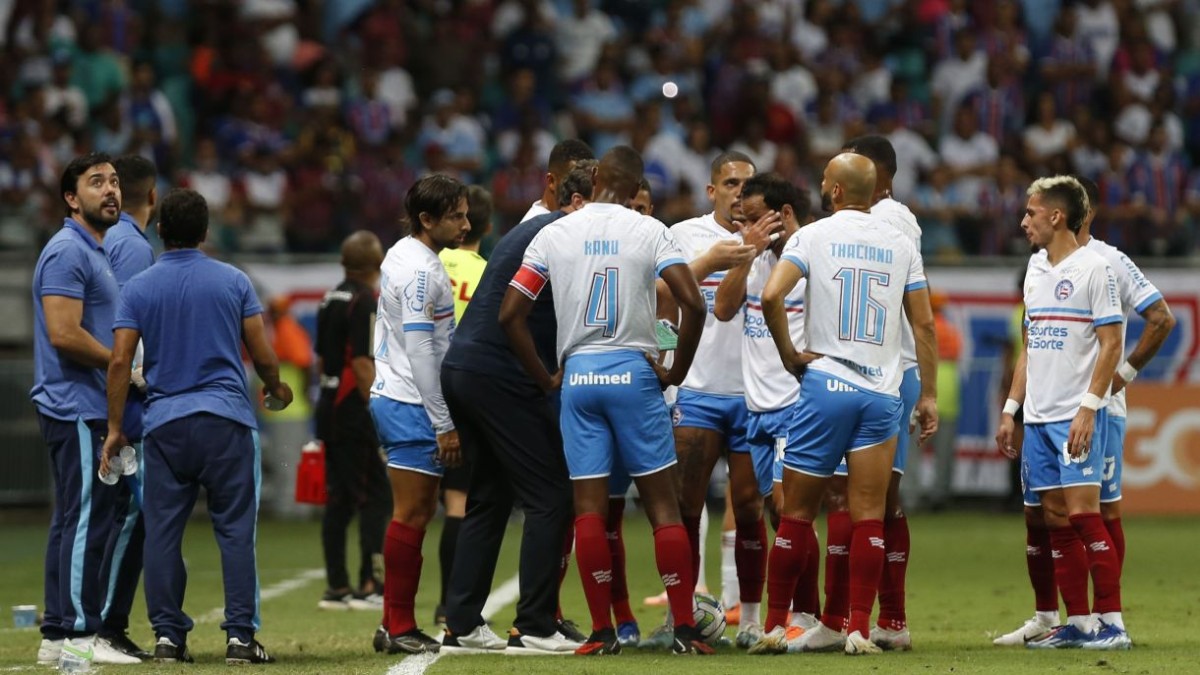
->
[1072,513,1122,614]
[574,513,614,632]
[683,515,702,593]
[1104,517,1125,571]
[607,499,636,625]
[848,519,885,637]
[792,524,821,616]
[654,523,696,628]
[735,518,767,604]
[384,520,425,636]
[1049,525,1091,617]
[1026,522,1058,613]
[765,516,813,631]
[822,510,852,631]
[876,514,910,631]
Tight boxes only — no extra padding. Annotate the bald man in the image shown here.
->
[315,231,392,614]
[749,154,939,656]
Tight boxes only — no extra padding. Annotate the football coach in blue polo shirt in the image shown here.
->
[102,188,293,665]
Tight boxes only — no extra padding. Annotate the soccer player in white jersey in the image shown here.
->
[836,134,930,651]
[370,175,469,655]
[712,173,817,645]
[519,139,595,223]
[994,175,1125,650]
[749,153,938,657]
[994,176,1174,649]
[669,151,777,637]
[499,146,714,656]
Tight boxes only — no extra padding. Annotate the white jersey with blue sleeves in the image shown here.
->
[1084,237,1162,417]
[872,197,923,371]
[743,248,806,412]
[512,202,687,363]
[373,236,456,406]
[1022,247,1122,424]
[671,213,746,395]
[779,209,926,396]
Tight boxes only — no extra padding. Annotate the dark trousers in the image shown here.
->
[143,414,260,644]
[98,465,144,635]
[320,404,391,591]
[39,416,122,639]
[442,367,572,638]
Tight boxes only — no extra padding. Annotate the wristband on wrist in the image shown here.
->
[1003,398,1020,416]
[1117,361,1139,382]
[1080,393,1102,411]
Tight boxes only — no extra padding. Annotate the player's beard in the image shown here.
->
[82,200,120,231]
[820,189,833,213]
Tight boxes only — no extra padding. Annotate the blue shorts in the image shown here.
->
[834,367,918,477]
[369,397,442,477]
[1101,414,1126,503]
[561,351,677,481]
[746,408,791,496]
[672,388,751,452]
[608,455,632,498]
[1021,408,1110,507]
[782,372,902,478]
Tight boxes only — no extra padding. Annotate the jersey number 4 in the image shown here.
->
[834,267,890,345]
[585,268,619,337]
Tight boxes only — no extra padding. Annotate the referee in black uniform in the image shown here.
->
[315,231,391,609]
[439,162,597,653]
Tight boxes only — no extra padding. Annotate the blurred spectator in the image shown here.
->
[0,131,53,248]
[375,42,418,130]
[237,148,289,253]
[179,138,237,251]
[416,89,485,183]
[978,155,1029,254]
[70,23,127,112]
[350,133,415,248]
[572,60,633,156]
[768,41,817,122]
[1129,123,1191,254]
[121,61,178,171]
[931,30,987,131]
[874,104,938,202]
[940,104,999,210]
[345,70,394,149]
[978,0,1029,74]
[1074,0,1120,80]
[556,0,617,86]
[491,137,548,226]
[966,57,1024,150]
[790,0,833,63]
[42,52,87,132]
[92,98,131,156]
[1093,141,1140,249]
[910,164,967,258]
[1041,9,1096,115]
[1022,91,1076,171]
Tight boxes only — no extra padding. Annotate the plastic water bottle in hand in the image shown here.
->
[98,446,136,485]
[119,445,138,476]
[264,393,286,411]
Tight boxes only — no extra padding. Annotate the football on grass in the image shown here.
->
[693,592,727,644]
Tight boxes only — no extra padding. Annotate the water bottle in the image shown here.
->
[98,454,124,486]
[264,393,286,411]
[58,639,92,672]
[119,445,138,476]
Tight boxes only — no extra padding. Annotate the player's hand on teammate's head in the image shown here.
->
[739,210,781,255]
[705,240,757,271]
[915,396,939,442]
[436,430,462,468]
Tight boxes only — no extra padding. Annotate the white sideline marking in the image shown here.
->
[385,572,522,675]
[197,568,325,624]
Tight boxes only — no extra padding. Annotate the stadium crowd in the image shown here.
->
[4,0,1200,258]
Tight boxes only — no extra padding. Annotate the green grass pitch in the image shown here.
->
[0,511,1196,673]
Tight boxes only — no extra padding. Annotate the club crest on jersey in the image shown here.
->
[671,405,683,427]
[1054,279,1074,301]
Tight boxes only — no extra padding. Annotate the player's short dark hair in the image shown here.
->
[741,173,810,221]
[710,150,755,182]
[1027,175,1088,234]
[405,175,467,234]
[557,159,598,205]
[113,155,157,207]
[1073,174,1099,211]
[464,185,493,245]
[548,139,595,178]
[158,188,209,248]
[60,152,113,212]
[842,135,898,179]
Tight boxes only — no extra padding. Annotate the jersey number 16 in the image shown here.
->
[834,267,889,345]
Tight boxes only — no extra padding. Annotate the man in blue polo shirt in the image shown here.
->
[438,160,596,655]
[95,153,159,660]
[30,152,142,668]
[102,188,293,665]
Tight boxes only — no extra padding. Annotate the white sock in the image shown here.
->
[696,507,710,590]
[1067,614,1093,633]
[1100,612,1125,631]
[1036,610,1059,626]
[720,530,738,608]
[740,601,761,628]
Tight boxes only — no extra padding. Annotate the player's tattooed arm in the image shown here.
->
[1113,298,1175,394]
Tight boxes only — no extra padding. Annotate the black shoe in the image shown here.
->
[154,636,194,663]
[387,629,441,655]
[557,618,587,643]
[433,604,447,627]
[373,625,388,653]
[576,628,621,656]
[671,624,715,655]
[99,631,152,660]
[226,637,275,664]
